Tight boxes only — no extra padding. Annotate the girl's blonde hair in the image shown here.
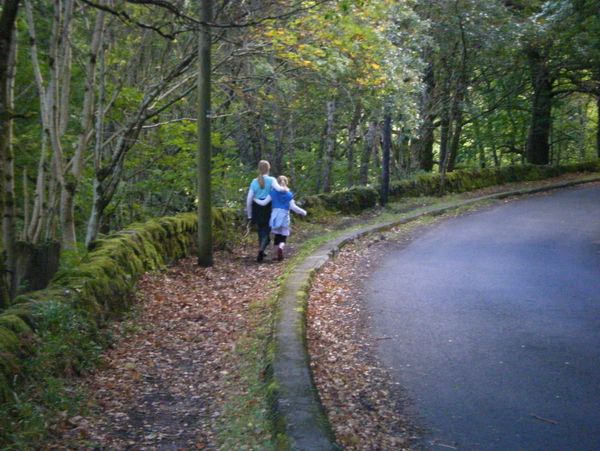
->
[257,160,270,188]
[277,175,289,188]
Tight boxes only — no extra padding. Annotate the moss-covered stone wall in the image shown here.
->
[389,161,600,199]
[303,161,600,214]
[0,209,242,403]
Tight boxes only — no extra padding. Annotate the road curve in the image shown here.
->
[365,184,600,450]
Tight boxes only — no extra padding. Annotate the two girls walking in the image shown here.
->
[246,161,306,262]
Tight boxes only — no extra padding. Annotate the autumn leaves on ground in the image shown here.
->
[43,206,415,450]
[46,245,286,450]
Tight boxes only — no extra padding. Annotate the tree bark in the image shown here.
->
[359,121,376,185]
[439,89,451,172]
[197,0,213,266]
[320,100,336,193]
[25,0,72,245]
[60,5,105,248]
[3,27,17,298]
[346,102,362,187]
[411,61,435,171]
[446,108,464,172]
[526,48,553,165]
[0,0,20,306]
[381,110,391,206]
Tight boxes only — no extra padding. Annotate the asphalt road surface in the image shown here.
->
[365,184,600,451]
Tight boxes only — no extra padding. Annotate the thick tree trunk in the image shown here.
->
[526,48,553,165]
[197,0,213,266]
[0,0,20,306]
[359,121,376,185]
[411,62,435,172]
[381,111,391,206]
[321,100,336,193]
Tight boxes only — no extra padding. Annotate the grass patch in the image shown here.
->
[214,280,281,450]
[0,301,103,449]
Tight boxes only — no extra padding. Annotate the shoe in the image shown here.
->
[257,251,265,262]
[277,247,284,261]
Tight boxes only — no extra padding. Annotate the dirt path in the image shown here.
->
[46,244,286,450]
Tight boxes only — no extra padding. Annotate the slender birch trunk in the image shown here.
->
[60,5,105,247]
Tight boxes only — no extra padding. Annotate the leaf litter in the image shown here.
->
[307,224,433,451]
[45,244,286,450]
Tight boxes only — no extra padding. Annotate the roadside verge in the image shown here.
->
[272,174,600,449]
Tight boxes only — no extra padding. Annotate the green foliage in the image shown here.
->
[30,301,102,377]
[303,186,380,214]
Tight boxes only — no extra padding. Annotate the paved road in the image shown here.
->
[365,185,600,451]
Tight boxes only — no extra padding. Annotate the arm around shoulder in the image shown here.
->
[253,195,272,206]
[271,177,289,192]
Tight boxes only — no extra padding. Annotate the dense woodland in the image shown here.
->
[0,0,599,302]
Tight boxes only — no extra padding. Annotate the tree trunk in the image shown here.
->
[411,61,435,171]
[60,6,105,248]
[4,28,17,298]
[439,89,451,172]
[25,0,70,245]
[272,114,285,177]
[381,110,391,206]
[395,128,410,175]
[197,0,213,266]
[346,102,362,187]
[359,121,376,185]
[447,110,464,172]
[0,0,20,306]
[526,48,552,165]
[321,100,336,193]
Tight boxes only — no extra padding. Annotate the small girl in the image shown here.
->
[253,175,307,261]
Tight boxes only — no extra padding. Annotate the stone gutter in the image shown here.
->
[272,175,600,450]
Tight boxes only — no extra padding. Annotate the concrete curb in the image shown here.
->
[272,176,600,450]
